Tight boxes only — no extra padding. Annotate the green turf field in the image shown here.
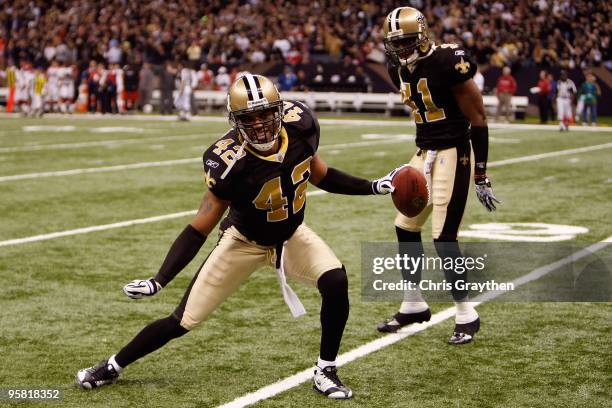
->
[0,116,610,407]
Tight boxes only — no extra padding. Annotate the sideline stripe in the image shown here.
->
[217,236,612,408]
[0,139,409,182]
[2,141,611,246]
[0,191,327,247]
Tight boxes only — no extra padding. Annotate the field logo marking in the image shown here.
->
[459,223,589,242]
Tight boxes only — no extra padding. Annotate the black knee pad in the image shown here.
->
[396,227,422,242]
[317,267,348,297]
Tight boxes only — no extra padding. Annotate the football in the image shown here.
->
[391,166,428,217]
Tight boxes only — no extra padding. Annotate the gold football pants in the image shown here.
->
[174,224,343,330]
[395,141,474,241]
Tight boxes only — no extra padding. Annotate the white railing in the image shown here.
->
[0,88,528,115]
[159,90,528,115]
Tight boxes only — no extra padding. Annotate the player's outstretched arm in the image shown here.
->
[123,191,229,299]
[453,79,500,211]
[309,154,397,195]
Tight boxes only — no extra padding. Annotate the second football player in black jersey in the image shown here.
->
[377,7,500,344]
[76,73,402,399]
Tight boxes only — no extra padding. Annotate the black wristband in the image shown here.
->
[316,167,373,195]
[470,126,489,175]
[154,224,206,287]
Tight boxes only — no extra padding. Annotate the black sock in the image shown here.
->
[396,227,424,283]
[115,315,189,368]
[317,268,349,362]
[433,239,467,301]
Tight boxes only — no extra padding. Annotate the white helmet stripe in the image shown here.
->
[244,73,261,102]
[391,7,401,32]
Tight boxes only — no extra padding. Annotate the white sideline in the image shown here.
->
[217,235,612,408]
[2,141,611,247]
[0,138,409,182]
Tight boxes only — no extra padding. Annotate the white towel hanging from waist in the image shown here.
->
[275,242,306,318]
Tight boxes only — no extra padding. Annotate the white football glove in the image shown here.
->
[372,164,409,195]
[474,175,501,211]
[123,278,162,299]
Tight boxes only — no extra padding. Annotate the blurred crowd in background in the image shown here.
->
[1,0,610,70]
[0,0,609,116]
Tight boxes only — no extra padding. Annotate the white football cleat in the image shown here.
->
[313,366,353,399]
[76,360,119,389]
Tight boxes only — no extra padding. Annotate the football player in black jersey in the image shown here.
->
[76,74,401,398]
[376,7,499,344]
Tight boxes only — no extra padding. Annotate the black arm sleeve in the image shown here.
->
[316,167,373,195]
[470,126,489,175]
[154,224,207,287]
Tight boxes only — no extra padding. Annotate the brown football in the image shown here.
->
[391,166,428,217]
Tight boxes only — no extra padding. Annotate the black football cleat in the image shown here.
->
[76,359,119,389]
[313,366,353,399]
[448,317,480,345]
[377,309,432,333]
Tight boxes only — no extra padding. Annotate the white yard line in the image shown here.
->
[217,235,612,408]
[2,141,612,244]
[0,211,197,247]
[0,191,327,248]
[488,142,612,167]
[0,158,202,181]
[0,133,213,153]
[2,139,612,183]
[0,139,408,182]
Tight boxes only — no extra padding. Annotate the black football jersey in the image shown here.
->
[388,44,477,150]
[202,100,319,246]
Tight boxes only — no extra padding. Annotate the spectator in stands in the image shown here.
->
[187,41,202,65]
[277,66,298,91]
[197,64,214,91]
[294,69,309,92]
[249,47,266,64]
[105,40,122,66]
[1,0,610,109]
[536,70,552,124]
[215,66,231,92]
[495,66,517,123]
[578,73,601,126]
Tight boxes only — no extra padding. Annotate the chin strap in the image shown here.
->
[220,139,247,180]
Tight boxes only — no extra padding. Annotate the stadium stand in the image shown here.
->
[0,0,610,115]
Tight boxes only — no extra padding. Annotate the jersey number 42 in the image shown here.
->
[253,157,311,222]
